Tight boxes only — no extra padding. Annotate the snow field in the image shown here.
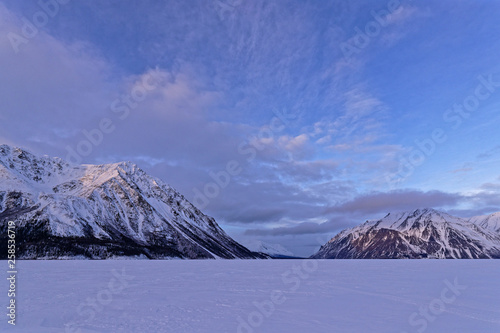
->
[1,260,499,333]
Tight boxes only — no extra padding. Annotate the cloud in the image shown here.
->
[0,3,254,172]
[242,188,494,237]
[450,167,473,174]
[244,218,354,236]
[476,145,500,159]
[379,5,431,46]
[325,189,464,215]
[210,177,333,225]
[446,181,500,218]
[343,87,383,116]
[0,4,115,154]
[305,87,388,154]
[479,181,500,192]
[445,207,500,219]
[278,159,339,183]
[246,133,314,163]
[467,190,500,208]
[384,5,419,25]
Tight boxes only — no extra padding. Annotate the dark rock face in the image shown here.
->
[311,209,500,259]
[0,145,263,259]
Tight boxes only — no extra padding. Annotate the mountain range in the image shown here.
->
[0,145,264,259]
[1,145,500,259]
[311,208,500,259]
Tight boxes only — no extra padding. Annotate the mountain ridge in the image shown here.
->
[0,144,263,259]
[311,208,500,259]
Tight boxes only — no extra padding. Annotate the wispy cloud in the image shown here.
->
[476,145,500,159]
[325,189,464,215]
[245,218,353,236]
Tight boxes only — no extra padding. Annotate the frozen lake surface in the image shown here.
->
[2,260,499,332]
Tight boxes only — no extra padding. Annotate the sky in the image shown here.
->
[1,0,500,256]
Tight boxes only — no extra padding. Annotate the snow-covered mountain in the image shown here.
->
[0,145,264,259]
[469,212,500,232]
[311,208,500,259]
[241,240,295,258]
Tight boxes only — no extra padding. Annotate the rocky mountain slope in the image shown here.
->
[0,145,263,259]
[311,208,500,259]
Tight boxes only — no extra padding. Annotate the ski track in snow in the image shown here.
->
[2,260,499,333]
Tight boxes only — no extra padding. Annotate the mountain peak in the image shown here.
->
[469,211,500,232]
[0,146,262,259]
[398,207,443,218]
[313,209,500,259]
[413,207,437,214]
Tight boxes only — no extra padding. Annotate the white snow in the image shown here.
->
[242,240,295,257]
[470,212,500,232]
[1,145,252,259]
[323,208,500,258]
[2,260,499,333]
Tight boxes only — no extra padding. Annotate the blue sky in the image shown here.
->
[1,0,500,256]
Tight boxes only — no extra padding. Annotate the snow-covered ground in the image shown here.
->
[2,260,499,332]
